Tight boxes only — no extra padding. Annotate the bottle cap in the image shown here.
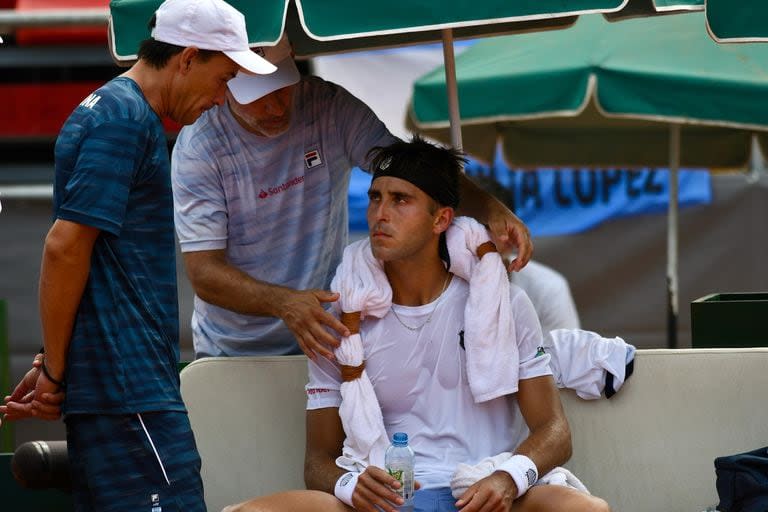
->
[392,432,408,445]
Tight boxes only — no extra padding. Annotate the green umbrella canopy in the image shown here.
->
[109,0,699,62]
[705,0,768,44]
[409,11,768,168]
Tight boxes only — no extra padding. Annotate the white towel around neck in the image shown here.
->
[445,216,519,402]
[330,239,392,472]
[330,217,519,472]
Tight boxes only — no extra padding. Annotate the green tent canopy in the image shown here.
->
[705,0,768,44]
[108,0,707,152]
[108,0,705,63]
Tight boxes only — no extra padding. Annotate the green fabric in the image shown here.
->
[109,0,287,59]
[409,12,768,167]
[109,0,625,61]
[654,0,702,9]
[298,0,623,37]
[706,0,768,43]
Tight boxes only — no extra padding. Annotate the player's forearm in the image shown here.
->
[38,230,94,378]
[456,172,509,223]
[304,452,346,493]
[185,254,294,318]
[513,415,572,476]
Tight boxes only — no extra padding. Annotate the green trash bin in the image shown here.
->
[691,292,768,348]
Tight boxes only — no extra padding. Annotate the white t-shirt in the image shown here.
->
[509,260,580,334]
[307,277,552,489]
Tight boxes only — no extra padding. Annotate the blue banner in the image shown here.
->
[348,160,712,236]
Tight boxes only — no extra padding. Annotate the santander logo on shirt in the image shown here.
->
[258,175,305,199]
[259,147,323,199]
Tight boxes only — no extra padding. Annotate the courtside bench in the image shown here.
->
[180,349,768,512]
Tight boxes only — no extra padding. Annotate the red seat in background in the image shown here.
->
[0,81,182,138]
[15,0,109,46]
[0,82,104,138]
[2,0,183,139]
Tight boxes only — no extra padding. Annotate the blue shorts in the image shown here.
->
[65,411,205,512]
[413,487,458,512]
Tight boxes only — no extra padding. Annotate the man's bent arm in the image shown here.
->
[512,374,572,475]
[304,407,347,492]
[456,173,532,271]
[39,219,100,380]
[455,374,571,510]
[183,250,347,359]
[305,407,406,512]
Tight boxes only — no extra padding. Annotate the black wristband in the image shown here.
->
[41,359,65,389]
[38,346,45,354]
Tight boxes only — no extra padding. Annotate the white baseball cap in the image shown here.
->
[151,0,276,76]
[227,34,300,104]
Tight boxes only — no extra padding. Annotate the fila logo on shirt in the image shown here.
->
[79,94,101,109]
[150,493,161,512]
[304,148,322,169]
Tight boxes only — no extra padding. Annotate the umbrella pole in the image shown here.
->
[441,29,463,152]
[667,124,680,349]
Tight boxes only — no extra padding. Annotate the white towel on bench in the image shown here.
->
[545,329,636,400]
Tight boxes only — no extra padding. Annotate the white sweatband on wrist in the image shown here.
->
[334,471,360,507]
[498,454,538,498]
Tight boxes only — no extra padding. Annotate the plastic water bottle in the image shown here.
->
[385,432,415,512]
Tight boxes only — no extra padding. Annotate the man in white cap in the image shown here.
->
[0,1,273,510]
[172,35,534,361]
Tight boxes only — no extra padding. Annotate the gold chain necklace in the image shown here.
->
[390,273,451,332]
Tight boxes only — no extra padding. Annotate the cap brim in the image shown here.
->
[227,55,300,104]
[225,49,277,75]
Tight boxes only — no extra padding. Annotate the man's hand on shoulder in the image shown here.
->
[455,471,516,512]
[485,208,532,273]
[456,172,532,272]
[352,466,418,512]
[276,288,349,361]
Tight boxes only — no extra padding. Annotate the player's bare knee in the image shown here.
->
[220,501,264,512]
[581,495,611,512]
